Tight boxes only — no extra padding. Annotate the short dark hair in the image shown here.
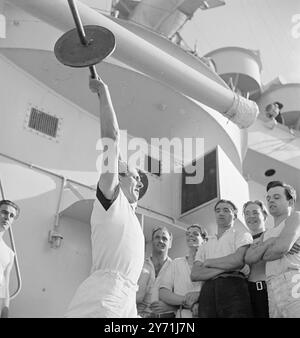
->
[187,224,208,242]
[265,102,283,112]
[266,181,297,202]
[243,200,268,220]
[274,101,284,110]
[214,199,238,216]
[0,200,20,219]
[152,226,172,240]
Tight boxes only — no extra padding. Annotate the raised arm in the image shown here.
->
[263,212,300,261]
[90,77,120,199]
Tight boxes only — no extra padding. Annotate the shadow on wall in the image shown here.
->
[4,186,92,318]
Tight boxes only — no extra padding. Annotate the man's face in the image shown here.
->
[185,226,204,248]
[244,203,265,233]
[0,204,17,233]
[119,168,143,204]
[215,202,236,228]
[266,104,280,118]
[152,229,171,254]
[266,186,292,217]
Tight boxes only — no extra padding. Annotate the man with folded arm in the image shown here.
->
[191,199,253,317]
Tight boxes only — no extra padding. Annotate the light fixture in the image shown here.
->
[48,229,63,249]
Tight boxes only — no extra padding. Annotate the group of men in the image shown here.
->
[134,183,300,318]
[1,78,300,318]
[65,77,300,318]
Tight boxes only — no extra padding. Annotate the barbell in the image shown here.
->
[54,0,116,78]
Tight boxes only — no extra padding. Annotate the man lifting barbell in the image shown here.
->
[56,0,148,317]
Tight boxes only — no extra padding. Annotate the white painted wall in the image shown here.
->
[0,3,62,50]
[1,1,113,51]
[130,0,186,38]
[168,235,189,259]
[0,55,100,186]
[80,0,113,13]
[0,156,92,317]
[217,146,250,222]
[207,48,262,86]
[179,146,250,235]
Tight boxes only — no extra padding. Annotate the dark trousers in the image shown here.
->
[198,277,253,318]
[248,281,269,318]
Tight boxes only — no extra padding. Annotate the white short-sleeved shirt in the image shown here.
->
[137,257,172,312]
[90,186,145,285]
[0,239,14,298]
[160,257,202,318]
[65,186,145,318]
[264,221,300,279]
[195,227,253,276]
[160,257,202,296]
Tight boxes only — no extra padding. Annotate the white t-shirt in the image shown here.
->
[90,187,145,284]
[0,239,14,298]
[195,227,253,276]
[264,221,300,279]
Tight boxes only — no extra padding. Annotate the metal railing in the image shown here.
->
[0,152,187,240]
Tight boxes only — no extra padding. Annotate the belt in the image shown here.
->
[214,271,245,280]
[148,312,176,318]
[248,280,267,291]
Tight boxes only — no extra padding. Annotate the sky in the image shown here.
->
[181,0,300,85]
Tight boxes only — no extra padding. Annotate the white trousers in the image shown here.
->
[65,270,138,318]
[267,270,300,318]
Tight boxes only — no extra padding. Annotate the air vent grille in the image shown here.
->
[28,108,59,138]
